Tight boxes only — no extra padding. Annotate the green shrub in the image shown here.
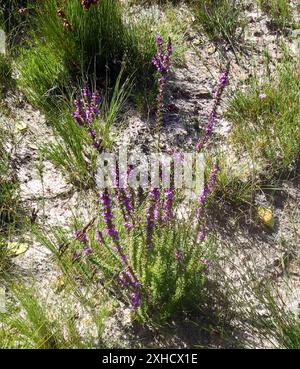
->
[36,189,220,324]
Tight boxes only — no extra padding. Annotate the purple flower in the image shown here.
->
[162,188,174,223]
[120,253,127,263]
[119,267,142,309]
[74,229,88,244]
[81,0,99,11]
[207,162,220,192]
[116,187,134,231]
[83,246,93,256]
[146,188,161,249]
[99,190,141,306]
[72,87,102,151]
[73,250,82,261]
[219,72,229,89]
[152,34,173,130]
[156,34,163,46]
[201,259,214,275]
[106,227,119,240]
[119,272,130,286]
[124,221,134,231]
[197,228,206,243]
[175,249,184,262]
[130,291,141,309]
[99,191,124,256]
[152,34,172,75]
[122,268,141,289]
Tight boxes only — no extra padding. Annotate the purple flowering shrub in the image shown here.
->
[40,176,220,323]
[38,34,227,324]
[38,166,223,318]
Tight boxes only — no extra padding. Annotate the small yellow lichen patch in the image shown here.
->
[7,242,28,256]
[52,276,66,293]
[15,121,28,132]
[257,206,275,228]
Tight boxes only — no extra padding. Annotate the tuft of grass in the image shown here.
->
[16,0,157,111]
[261,292,300,349]
[0,238,10,274]
[226,55,300,181]
[0,1,30,49]
[0,129,24,234]
[0,285,107,348]
[41,69,131,189]
[213,168,254,209]
[238,279,300,349]
[0,54,12,95]
[257,0,293,30]
[192,0,245,49]
[0,126,26,275]
[40,107,98,189]
[17,41,70,110]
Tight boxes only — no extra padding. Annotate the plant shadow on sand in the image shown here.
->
[123,280,252,348]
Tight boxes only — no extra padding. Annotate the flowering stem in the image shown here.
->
[152,34,173,145]
[99,190,141,308]
[196,64,230,152]
[115,163,134,231]
[80,0,99,10]
[162,188,174,223]
[72,87,102,152]
[196,162,220,243]
[146,188,161,250]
